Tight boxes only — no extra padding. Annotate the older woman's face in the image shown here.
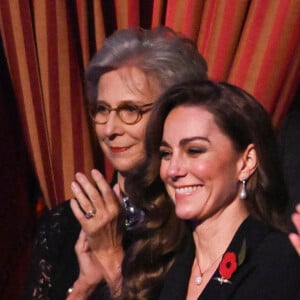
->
[95,66,159,173]
[159,106,245,221]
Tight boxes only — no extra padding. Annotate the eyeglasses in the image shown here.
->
[89,101,154,125]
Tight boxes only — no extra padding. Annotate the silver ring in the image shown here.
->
[84,208,96,219]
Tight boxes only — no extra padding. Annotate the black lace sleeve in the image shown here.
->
[22,200,81,300]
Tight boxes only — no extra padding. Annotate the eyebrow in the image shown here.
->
[160,136,210,147]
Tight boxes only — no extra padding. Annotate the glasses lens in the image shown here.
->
[92,103,110,124]
[118,104,140,124]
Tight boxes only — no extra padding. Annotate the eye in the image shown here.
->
[120,104,138,113]
[159,148,172,160]
[96,104,110,114]
[187,147,206,156]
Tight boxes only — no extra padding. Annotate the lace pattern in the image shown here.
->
[23,201,80,300]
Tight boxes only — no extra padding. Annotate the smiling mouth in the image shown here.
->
[109,146,131,153]
[175,186,200,195]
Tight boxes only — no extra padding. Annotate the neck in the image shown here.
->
[117,171,126,194]
[193,199,249,265]
[117,172,125,191]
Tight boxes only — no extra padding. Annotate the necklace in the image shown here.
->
[194,253,224,285]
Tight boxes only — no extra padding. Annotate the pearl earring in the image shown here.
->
[240,179,247,199]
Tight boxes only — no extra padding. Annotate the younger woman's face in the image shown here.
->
[159,105,245,221]
[95,66,159,173]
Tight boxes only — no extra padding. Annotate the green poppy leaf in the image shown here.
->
[238,239,246,265]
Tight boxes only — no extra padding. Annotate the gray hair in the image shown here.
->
[85,26,208,102]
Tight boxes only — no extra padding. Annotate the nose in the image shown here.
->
[101,111,124,137]
[166,154,186,181]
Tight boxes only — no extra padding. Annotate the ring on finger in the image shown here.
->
[84,208,96,219]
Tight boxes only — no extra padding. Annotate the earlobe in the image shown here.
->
[238,144,257,180]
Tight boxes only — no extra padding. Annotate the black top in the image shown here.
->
[23,200,117,300]
[159,217,300,300]
[23,200,81,299]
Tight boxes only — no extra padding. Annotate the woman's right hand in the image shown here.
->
[67,229,106,299]
[68,229,123,299]
[289,203,300,255]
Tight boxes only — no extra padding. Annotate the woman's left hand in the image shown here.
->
[70,169,122,248]
[289,203,300,255]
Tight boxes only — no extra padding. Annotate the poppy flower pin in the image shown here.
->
[214,239,246,285]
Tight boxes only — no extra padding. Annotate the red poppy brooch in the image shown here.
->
[214,239,246,285]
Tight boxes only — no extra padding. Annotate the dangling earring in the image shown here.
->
[240,179,247,199]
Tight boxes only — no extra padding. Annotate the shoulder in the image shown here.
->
[225,217,300,299]
[252,229,300,271]
[34,200,81,254]
[39,200,79,232]
[234,217,298,260]
[239,218,300,275]
[23,201,81,299]
[47,200,79,227]
[238,224,300,299]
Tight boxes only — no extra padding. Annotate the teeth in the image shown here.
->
[175,186,198,194]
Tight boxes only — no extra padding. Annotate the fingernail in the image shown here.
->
[91,169,100,175]
[71,182,80,192]
[75,172,84,180]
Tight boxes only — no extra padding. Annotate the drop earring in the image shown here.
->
[240,179,247,199]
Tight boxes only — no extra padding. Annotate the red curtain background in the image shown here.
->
[0,1,299,298]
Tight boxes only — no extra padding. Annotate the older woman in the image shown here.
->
[23,27,207,299]
[121,80,300,299]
